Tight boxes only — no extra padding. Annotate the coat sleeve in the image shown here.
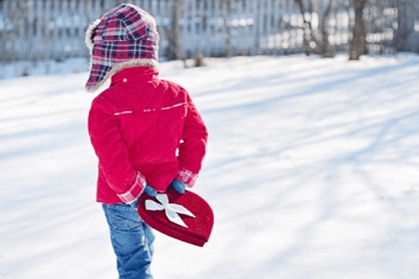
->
[175,93,208,187]
[88,98,146,203]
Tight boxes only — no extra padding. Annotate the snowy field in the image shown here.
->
[1,54,419,279]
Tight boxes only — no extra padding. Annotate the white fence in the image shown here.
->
[0,0,418,65]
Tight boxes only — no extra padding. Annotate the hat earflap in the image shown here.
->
[86,58,158,93]
[85,19,101,50]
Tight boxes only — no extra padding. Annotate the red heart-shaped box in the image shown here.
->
[137,189,214,247]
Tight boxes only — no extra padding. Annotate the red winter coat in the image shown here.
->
[88,67,208,204]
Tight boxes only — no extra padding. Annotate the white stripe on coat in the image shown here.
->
[114,103,185,115]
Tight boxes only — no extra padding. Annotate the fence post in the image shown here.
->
[253,0,261,55]
[0,0,6,64]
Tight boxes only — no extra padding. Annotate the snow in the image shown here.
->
[0,58,89,80]
[1,53,419,279]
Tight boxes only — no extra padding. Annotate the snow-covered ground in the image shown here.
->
[1,54,419,279]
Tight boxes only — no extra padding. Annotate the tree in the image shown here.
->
[223,0,233,57]
[165,0,184,61]
[396,0,417,52]
[295,0,335,57]
[349,0,367,60]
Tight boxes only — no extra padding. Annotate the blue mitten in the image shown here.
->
[143,185,157,197]
[170,179,186,195]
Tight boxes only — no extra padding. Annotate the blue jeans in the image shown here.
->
[102,200,155,279]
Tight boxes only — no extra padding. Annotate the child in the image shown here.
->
[85,4,208,279]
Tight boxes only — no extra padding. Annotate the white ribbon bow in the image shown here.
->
[145,194,196,228]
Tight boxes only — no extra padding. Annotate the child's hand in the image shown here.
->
[143,185,157,197]
[142,180,185,197]
[170,180,186,195]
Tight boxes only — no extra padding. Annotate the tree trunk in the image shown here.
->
[349,0,367,60]
[317,0,334,57]
[223,0,233,57]
[166,0,184,61]
[396,0,416,52]
[295,0,314,56]
[295,0,335,57]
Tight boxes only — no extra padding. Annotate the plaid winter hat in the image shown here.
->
[85,3,159,92]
